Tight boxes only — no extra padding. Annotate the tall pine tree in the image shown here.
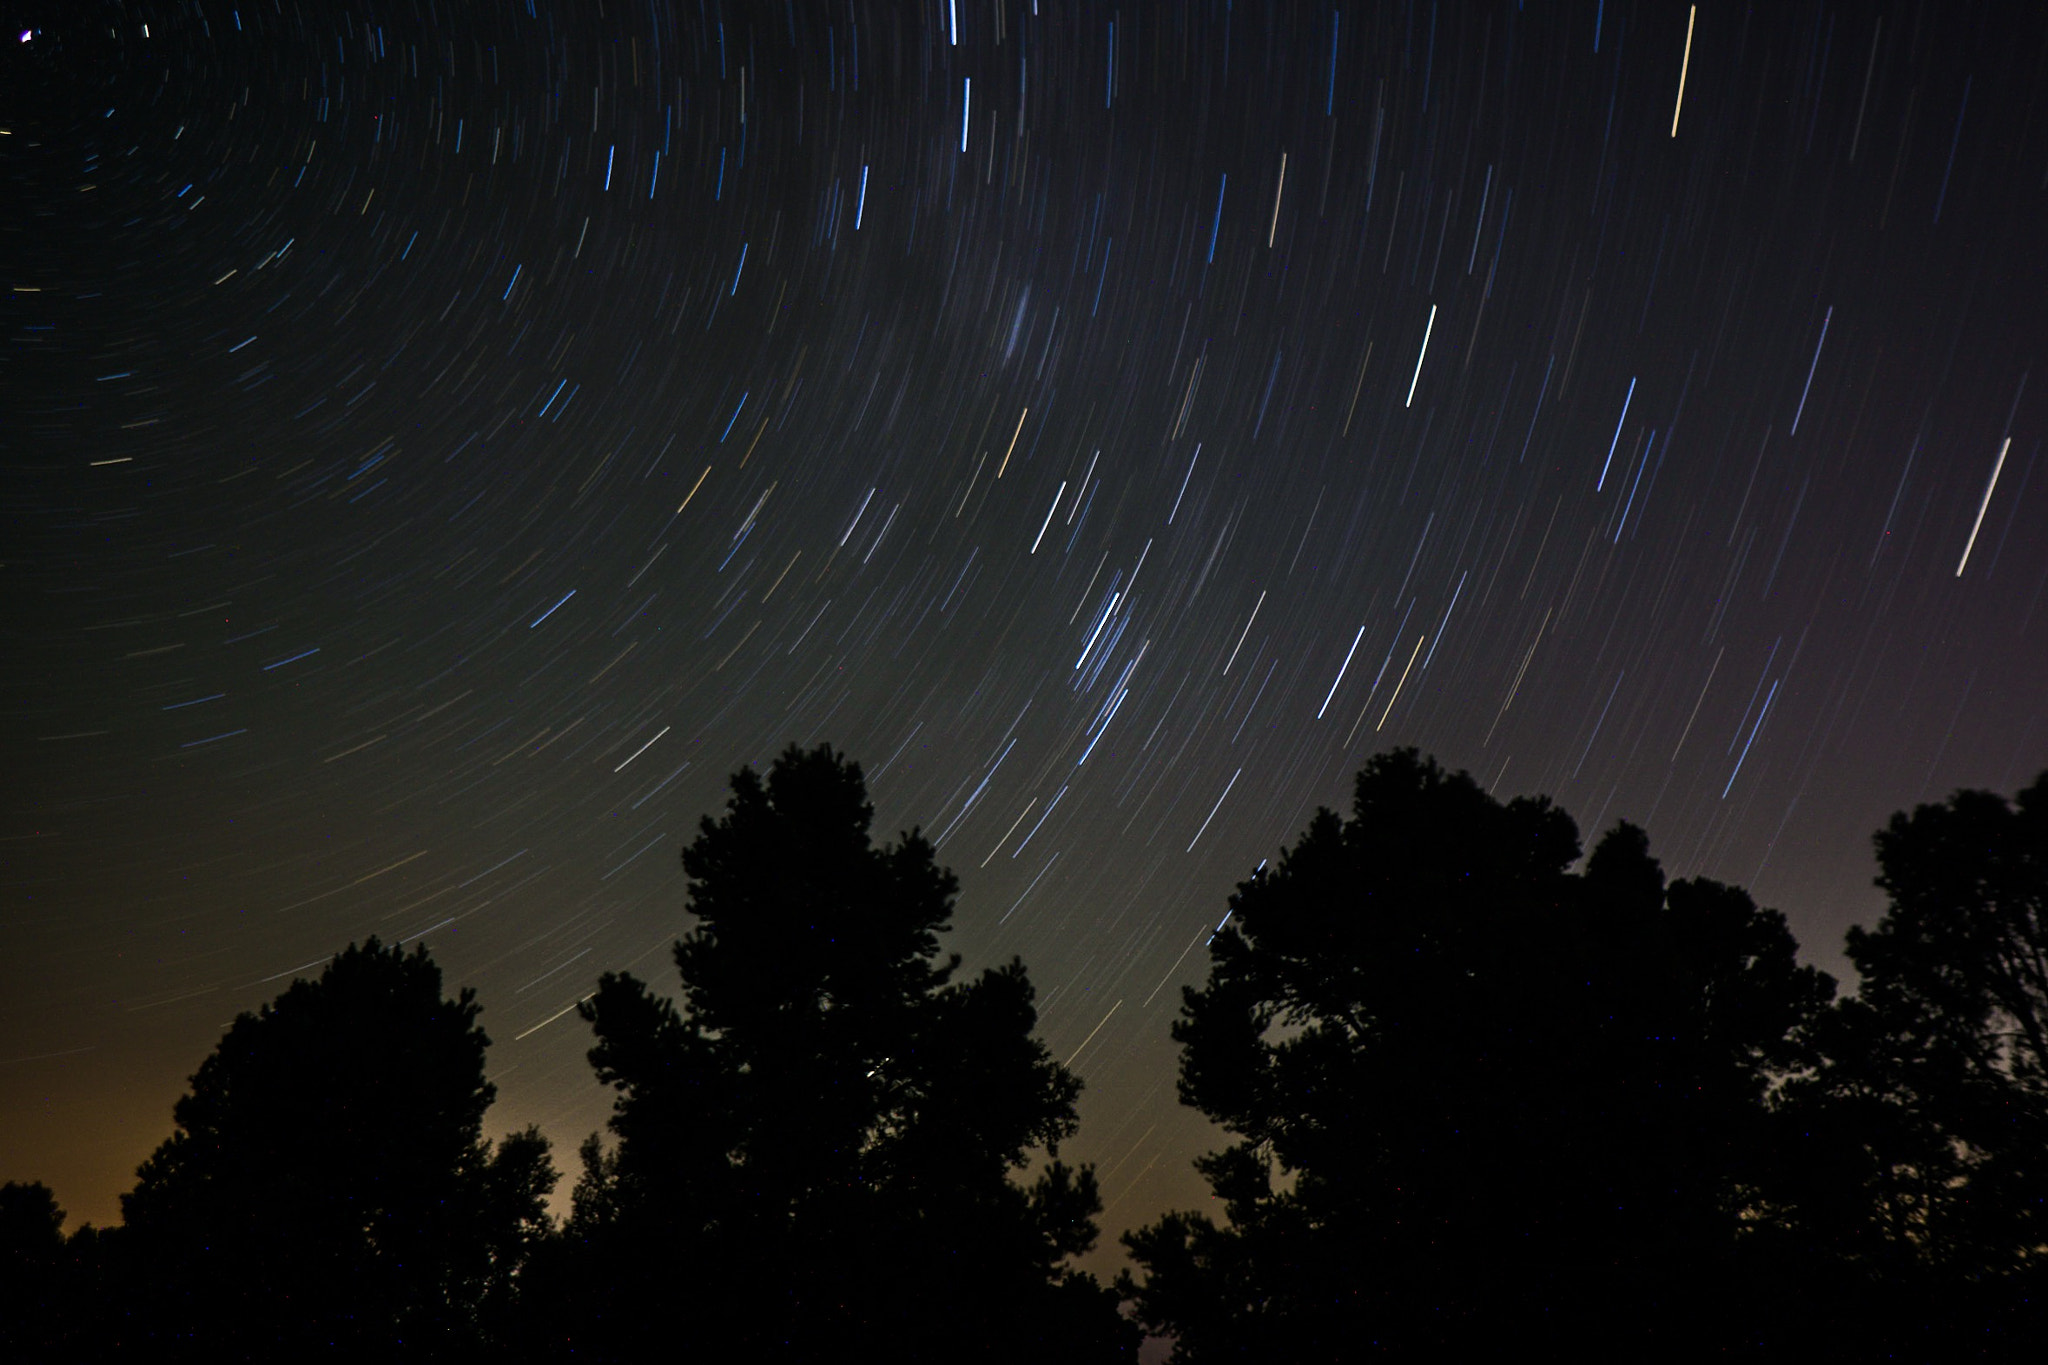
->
[1121,750,1833,1359]
[115,939,556,1361]
[1770,772,2048,1353]
[536,744,1133,1360]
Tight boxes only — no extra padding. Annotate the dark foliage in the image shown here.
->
[1120,749,1838,1360]
[1768,772,2048,1355]
[14,750,2048,1361]
[516,743,1136,1361]
[0,1185,121,1364]
[105,938,556,1361]
[0,1181,69,1359]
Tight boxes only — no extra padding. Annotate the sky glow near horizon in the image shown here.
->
[4,3,2045,1269]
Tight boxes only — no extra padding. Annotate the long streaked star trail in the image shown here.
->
[5,5,2046,1280]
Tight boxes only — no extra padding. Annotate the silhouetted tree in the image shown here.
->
[1120,749,1834,1359]
[0,1181,69,1359]
[527,744,1135,1360]
[1770,772,2048,1354]
[113,938,556,1361]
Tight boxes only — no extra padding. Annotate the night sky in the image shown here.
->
[6,0,2047,1270]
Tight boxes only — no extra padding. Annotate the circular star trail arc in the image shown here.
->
[4,2,2046,1266]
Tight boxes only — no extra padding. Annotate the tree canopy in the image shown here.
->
[113,938,556,1360]
[527,743,1136,1360]
[11,748,2048,1359]
[1121,749,1837,1358]
[1766,773,2048,1354]
[1,1181,71,1359]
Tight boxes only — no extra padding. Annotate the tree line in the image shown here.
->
[4,744,2046,1360]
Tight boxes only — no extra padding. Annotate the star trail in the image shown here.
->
[5,1,2046,1273]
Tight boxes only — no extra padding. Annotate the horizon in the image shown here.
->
[6,0,2045,1281]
